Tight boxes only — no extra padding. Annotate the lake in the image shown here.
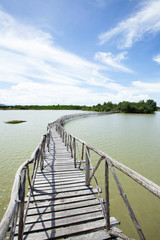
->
[0,110,160,239]
[0,110,81,221]
[65,112,160,240]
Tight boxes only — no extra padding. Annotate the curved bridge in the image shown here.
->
[0,112,160,240]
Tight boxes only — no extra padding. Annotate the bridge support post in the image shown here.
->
[18,168,26,240]
[105,159,110,231]
[73,138,76,168]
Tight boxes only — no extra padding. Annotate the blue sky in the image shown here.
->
[0,0,160,106]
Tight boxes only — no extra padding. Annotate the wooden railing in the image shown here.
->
[54,121,160,240]
[0,131,50,240]
[0,112,160,240]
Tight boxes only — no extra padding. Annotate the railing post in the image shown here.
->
[60,127,62,137]
[18,168,26,240]
[26,165,32,189]
[47,133,50,152]
[9,202,19,240]
[105,159,110,231]
[40,136,45,171]
[107,159,146,240]
[81,143,84,161]
[73,138,76,168]
[40,144,43,171]
[65,132,67,146]
[66,133,69,151]
[85,146,90,186]
[62,130,65,142]
[70,135,73,158]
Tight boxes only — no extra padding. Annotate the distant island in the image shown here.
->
[0,99,158,114]
[5,120,26,124]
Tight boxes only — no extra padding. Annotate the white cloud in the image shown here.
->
[132,81,160,93]
[0,8,159,106]
[153,54,160,64]
[0,9,113,97]
[99,0,160,48]
[0,9,108,85]
[0,81,150,106]
[95,51,133,73]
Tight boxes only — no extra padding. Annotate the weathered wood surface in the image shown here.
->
[16,220,109,239]
[14,126,118,239]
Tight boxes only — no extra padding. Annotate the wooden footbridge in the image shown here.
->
[0,112,160,240]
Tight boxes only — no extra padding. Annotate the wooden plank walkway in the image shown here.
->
[16,126,119,239]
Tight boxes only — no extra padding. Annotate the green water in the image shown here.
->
[65,112,160,240]
[0,110,81,221]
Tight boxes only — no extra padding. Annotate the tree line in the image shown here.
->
[0,104,82,110]
[83,100,157,113]
[0,99,158,113]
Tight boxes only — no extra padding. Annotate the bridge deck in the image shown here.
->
[17,126,119,239]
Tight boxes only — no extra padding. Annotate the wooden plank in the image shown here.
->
[44,167,78,171]
[34,175,84,181]
[27,199,100,214]
[22,214,105,235]
[39,168,82,173]
[28,195,96,209]
[66,229,111,240]
[52,162,75,166]
[32,182,85,189]
[19,219,107,239]
[35,173,84,178]
[27,194,96,206]
[25,205,102,223]
[31,185,92,194]
[28,189,99,202]
[34,178,85,184]
[36,171,83,176]
[36,169,82,174]
[34,176,85,184]
[35,172,84,178]
[33,179,85,186]
[33,179,85,187]
[109,229,134,240]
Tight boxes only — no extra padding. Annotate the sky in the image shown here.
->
[0,0,160,106]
